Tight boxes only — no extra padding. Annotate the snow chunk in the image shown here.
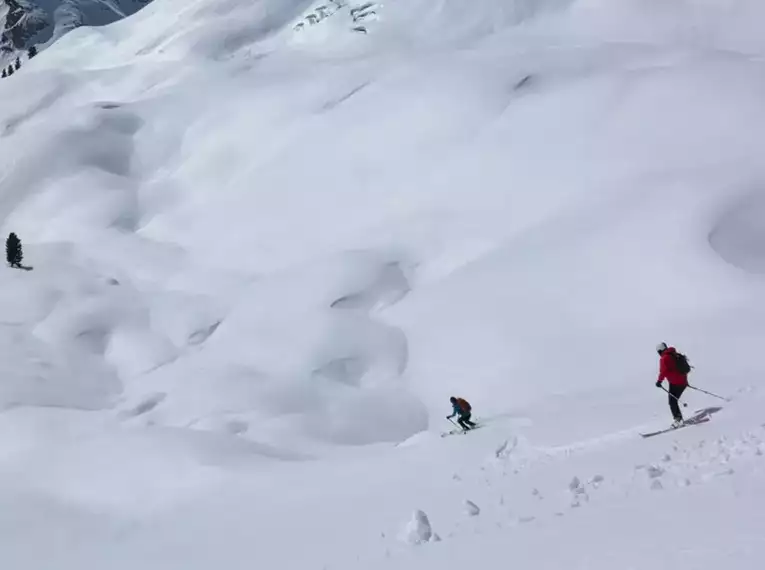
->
[400,510,436,545]
[120,392,166,418]
[569,476,588,507]
[569,476,585,494]
[464,500,480,516]
[495,439,513,459]
[646,465,664,479]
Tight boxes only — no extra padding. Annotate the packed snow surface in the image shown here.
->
[0,0,764,568]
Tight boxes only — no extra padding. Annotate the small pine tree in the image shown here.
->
[7,66,13,76]
[28,45,37,58]
[6,232,22,267]
[1,69,6,79]
[14,57,20,71]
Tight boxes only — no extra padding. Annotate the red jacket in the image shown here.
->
[658,347,688,386]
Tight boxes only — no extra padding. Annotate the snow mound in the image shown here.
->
[709,188,765,275]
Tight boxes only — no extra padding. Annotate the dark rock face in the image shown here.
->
[1,0,153,53]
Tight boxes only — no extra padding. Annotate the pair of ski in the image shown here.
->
[640,411,711,438]
[441,424,482,437]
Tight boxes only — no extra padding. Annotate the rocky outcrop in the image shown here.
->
[0,0,153,53]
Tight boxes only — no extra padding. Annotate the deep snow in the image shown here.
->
[0,0,764,568]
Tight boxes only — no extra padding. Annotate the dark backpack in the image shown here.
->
[673,352,692,374]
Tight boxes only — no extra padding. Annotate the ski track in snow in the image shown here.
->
[376,396,765,562]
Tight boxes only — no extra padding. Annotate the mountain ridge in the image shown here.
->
[0,0,152,52]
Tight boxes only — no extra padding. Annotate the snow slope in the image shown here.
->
[0,0,764,568]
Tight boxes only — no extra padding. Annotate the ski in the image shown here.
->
[640,416,710,438]
[440,424,482,437]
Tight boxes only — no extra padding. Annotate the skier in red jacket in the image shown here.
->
[655,342,689,427]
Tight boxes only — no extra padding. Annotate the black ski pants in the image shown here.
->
[457,412,476,430]
[668,383,687,420]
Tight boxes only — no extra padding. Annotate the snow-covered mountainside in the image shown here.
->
[1,0,765,569]
[0,0,152,51]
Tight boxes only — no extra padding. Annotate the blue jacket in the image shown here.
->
[448,402,467,418]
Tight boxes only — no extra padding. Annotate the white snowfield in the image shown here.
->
[0,0,764,568]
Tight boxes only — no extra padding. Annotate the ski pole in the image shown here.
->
[688,385,729,401]
[660,385,687,407]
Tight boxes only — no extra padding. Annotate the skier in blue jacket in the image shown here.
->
[447,396,476,430]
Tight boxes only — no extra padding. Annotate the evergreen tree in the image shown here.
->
[7,66,13,76]
[14,57,20,71]
[28,46,37,59]
[1,69,6,79]
[5,232,22,267]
